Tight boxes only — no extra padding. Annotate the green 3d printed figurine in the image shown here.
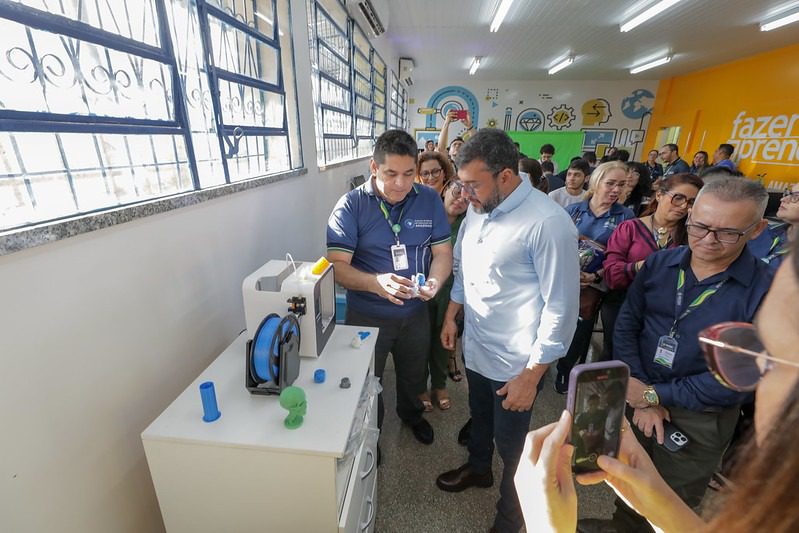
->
[279,386,307,429]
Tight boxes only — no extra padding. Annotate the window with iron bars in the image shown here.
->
[307,0,388,166]
[0,0,302,232]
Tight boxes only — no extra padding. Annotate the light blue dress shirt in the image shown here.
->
[451,178,580,382]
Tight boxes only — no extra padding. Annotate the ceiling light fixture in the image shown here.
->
[490,0,515,32]
[760,9,799,31]
[629,55,672,74]
[548,56,574,75]
[469,56,482,75]
[620,0,684,32]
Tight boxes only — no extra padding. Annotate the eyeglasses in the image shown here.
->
[685,218,759,244]
[420,167,443,180]
[699,322,799,392]
[664,190,695,208]
[782,190,799,203]
[603,180,626,190]
[450,180,476,197]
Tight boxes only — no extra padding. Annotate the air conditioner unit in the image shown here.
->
[399,57,414,86]
[346,0,389,38]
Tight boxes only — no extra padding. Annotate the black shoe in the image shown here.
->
[407,418,434,445]
[554,371,569,394]
[576,518,621,533]
[436,463,493,492]
[457,418,472,446]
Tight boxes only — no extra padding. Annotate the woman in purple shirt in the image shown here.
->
[600,173,704,359]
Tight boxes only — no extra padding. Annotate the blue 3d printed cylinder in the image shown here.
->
[200,381,221,422]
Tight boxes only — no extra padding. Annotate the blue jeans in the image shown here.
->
[466,368,541,533]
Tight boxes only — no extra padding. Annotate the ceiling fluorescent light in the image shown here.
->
[469,56,482,75]
[620,0,684,32]
[630,55,672,74]
[760,10,799,31]
[548,56,574,75]
[490,0,515,32]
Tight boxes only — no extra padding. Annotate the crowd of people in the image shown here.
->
[326,110,798,532]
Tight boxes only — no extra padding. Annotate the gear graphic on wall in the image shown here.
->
[547,104,576,130]
[486,118,498,128]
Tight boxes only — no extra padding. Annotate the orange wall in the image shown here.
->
[645,43,799,189]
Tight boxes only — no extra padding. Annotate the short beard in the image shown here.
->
[473,185,504,214]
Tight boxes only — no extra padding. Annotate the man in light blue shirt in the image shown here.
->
[435,129,579,533]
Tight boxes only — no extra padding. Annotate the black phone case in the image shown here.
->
[662,421,690,452]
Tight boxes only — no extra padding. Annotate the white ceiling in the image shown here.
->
[383,0,799,81]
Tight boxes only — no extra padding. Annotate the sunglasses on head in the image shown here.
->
[699,322,799,392]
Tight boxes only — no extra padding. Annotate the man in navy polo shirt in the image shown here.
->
[327,130,452,445]
[579,177,772,533]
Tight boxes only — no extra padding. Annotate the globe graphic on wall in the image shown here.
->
[621,89,655,119]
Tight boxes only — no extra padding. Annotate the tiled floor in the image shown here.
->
[374,347,617,533]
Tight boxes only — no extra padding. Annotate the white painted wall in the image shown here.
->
[409,79,659,160]
[0,1,397,531]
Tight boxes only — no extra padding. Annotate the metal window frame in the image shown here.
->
[0,0,201,189]
[1,0,303,233]
[196,0,290,182]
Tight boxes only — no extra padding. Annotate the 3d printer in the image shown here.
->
[242,258,336,395]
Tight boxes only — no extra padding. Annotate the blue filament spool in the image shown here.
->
[252,314,301,384]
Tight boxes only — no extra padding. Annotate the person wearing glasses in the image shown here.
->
[659,143,690,178]
[327,130,453,447]
[553,161,634,394]
[578,177,773,532]
[601,173,704,361]
[514,237,799,533]
[748,183,798,274]
[435,129,579,533]
[416,151,455,197]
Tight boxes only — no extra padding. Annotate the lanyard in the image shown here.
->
[670,268,727,336]
[763,239,789,264]
[379,200,405,244]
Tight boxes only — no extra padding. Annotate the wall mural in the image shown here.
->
[413,82,658,159]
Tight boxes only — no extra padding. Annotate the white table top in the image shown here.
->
[142,325,377,457]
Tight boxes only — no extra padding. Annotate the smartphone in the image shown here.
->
[566,361,630,473]
[452,109,467,120]
[662,421,690,452]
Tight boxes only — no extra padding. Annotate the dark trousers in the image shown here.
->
[466,368,542,533]
[346,307,430,429]
[426,297,450,390]
[611,405,740,532]
[557,315,596,378]
[599,290,626,360]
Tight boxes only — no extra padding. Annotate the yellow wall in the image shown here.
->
[645,43,799,189]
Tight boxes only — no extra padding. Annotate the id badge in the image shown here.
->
[391,244,409,271]
[654,335,678,368]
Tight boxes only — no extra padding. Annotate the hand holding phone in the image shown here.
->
[566,361,630,473]
[661,421,690,452]
[452,109,468,120]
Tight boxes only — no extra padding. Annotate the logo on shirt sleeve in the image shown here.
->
[405,219,433,229]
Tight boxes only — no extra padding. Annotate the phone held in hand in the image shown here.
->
[566,361,630,473]
[662,420,690,452]
[452,109,468,120]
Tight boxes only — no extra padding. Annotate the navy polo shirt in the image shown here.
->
[565,200,634,245]
[327,178,450,319]
[613,246,773,411]
[747,222,790,275]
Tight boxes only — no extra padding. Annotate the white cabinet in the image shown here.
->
[142,325,378,533]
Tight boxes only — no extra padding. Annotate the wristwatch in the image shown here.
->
[643,386,660,406]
